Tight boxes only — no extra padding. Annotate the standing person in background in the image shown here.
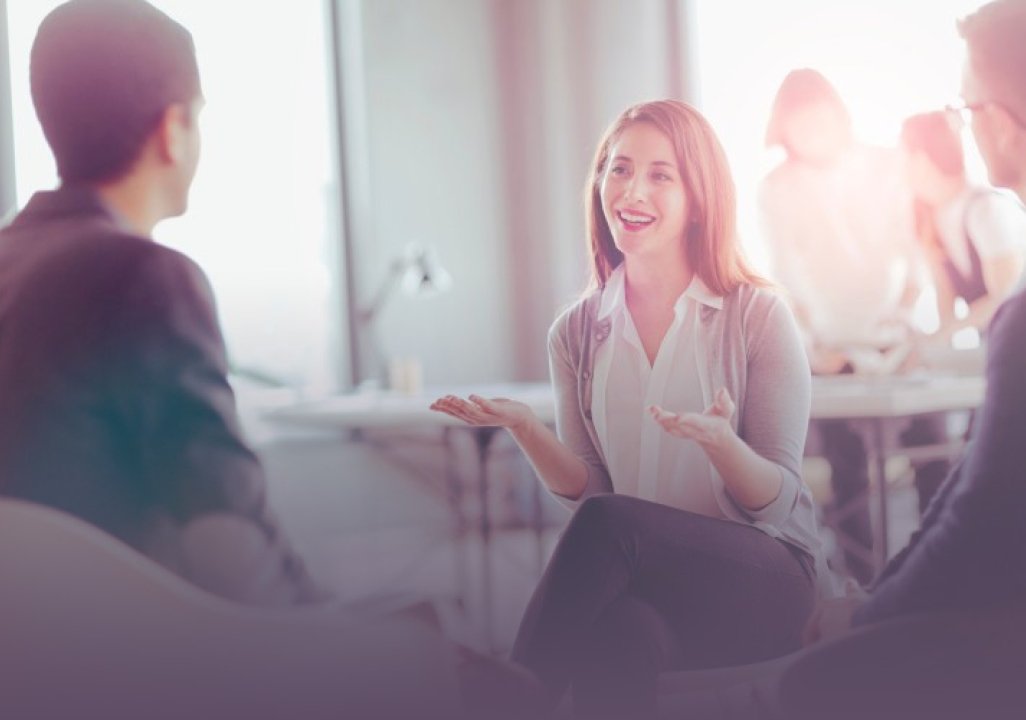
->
[758,68,944,583]
[433,99,833,719]
[900,110,1026,350]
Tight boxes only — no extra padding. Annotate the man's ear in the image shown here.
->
[153,102,191,166]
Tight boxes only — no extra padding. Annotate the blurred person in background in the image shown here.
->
[900,109,1026,356]
[434,99,834,720]
[775,5,1026,716]
[759,68,946,583]
[675,6,1026,717]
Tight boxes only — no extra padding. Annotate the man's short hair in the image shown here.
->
[30,0,201,184]
[959,0,1026,123]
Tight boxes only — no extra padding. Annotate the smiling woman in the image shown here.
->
[5,0,341,391]
[432,99,836,719]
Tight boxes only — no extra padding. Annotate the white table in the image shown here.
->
[809,373,985,572]
[810,373,984,421]
[269,383,555,430]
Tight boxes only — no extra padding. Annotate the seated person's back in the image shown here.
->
[0,0,323,607]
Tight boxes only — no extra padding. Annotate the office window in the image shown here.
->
[5,1,342,391]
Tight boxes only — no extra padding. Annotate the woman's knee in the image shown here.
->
[553,495,648,568]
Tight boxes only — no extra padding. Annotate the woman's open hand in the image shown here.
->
[429,394,535,432]
[649,388,736,449]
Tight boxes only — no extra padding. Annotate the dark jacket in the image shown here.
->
[0,186,325,606]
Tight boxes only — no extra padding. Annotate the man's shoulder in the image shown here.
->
[72,227,207,301]
[85,225,198,274]
[2,208,196,277]
[989,286,1026,343]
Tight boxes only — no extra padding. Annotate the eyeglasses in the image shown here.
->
[945,99,1026,129]
[944,100,988,128]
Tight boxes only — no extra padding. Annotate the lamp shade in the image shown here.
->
[399,244,452,297]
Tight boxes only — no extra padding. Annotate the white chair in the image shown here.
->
[0,497,461,720]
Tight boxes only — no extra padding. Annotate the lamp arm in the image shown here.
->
[358,258,407,325]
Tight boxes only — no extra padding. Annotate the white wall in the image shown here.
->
[346,0,513,387]
[346,0,689,385]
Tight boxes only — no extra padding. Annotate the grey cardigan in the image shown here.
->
[547,281,839,597]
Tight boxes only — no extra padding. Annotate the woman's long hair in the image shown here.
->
[901,111,967,255]
[583,99,765,295]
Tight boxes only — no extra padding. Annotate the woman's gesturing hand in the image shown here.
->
[649,387,736,449]
[429,394,536,432]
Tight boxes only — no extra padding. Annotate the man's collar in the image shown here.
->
[10,184,134,235]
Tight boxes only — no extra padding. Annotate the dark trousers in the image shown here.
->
[509,494,815,719]
[820,415,949,585]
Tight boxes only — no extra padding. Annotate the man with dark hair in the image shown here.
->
[0,4,468,718]
[30,0,201,185]
[0,0,324,605]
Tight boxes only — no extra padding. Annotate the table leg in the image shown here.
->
[868,418,890,573]
[530,466,546,576]
[441,427,469,613]
[473,426,499,652]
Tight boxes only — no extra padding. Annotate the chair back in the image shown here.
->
[0,497,459,720]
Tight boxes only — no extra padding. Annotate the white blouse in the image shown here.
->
[934,186,1026,277]
[592,265,726,518]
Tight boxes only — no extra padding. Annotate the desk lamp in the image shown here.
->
[357,243,452,390]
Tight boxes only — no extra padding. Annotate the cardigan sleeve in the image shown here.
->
[733,292,811,527]
[546,310,613,509]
